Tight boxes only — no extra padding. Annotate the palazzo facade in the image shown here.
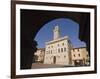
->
[34,26,90,66]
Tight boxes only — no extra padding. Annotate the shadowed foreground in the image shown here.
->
[31,63,74,69]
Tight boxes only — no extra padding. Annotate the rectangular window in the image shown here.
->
[58,44,59,46]
[78,49,80,51]
[62,43,64,46]
[58,49,60,53]
[74,54,75,57]
[78,54,80,57]
[61,48,63,52]
[51,50,52,54]
[64,48,66,52]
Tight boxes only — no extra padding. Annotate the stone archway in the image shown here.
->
[21,9,90,69]
[74,60,83,66]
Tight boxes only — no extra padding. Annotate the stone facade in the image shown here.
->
[34,48,45,63]
[34,26,90,66]
[71,47,89,66]
[44,36,72,65]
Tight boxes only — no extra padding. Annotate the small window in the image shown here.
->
[64,56,66,58]
[58,44,59,46]
[78,49,80,51]
[61,48,63,52]
[74,54,75,57]
[58,49,60,53]
[51,50,52,54]
[48,46,50,49]
[73,49,75,52]
[49,50,50,54]
[64,48,66,52]
[78,54,80,57]
[62,43,64,46]
[87,54,89,57]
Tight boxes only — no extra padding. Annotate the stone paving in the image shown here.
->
[31,63,67,69]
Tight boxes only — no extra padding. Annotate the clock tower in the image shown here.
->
[53,26,60,40]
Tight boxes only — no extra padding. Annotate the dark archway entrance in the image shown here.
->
[74,60,83,66]
[21,9,90,69]
[53,56,56,64]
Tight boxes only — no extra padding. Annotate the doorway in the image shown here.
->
[53,56,56,64]
[74,60,83,66]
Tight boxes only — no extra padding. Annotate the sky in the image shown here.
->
[34,18,86,48]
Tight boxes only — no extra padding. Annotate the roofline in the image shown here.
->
[37,47,86,50]
[72,47,86,49]
[37,48,45,50]
[46,36,68,45]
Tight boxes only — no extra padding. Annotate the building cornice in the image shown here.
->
[71,47,86,50]
[37,48,45,51]
[45,36,68,45]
